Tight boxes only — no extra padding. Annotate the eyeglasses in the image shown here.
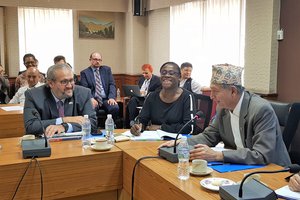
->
[91,58,102,62]
[24,61,36,66]
[142,72,149,75]
[160,70,179,76]
[59,78,75,86]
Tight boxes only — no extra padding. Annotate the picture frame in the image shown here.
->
[78,11,115,39]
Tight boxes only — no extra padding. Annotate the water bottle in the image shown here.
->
[116,88,121,100]
[105,114,115,145]
[177,136,190,180]
[81,115,91,149]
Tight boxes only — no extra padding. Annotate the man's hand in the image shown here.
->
[289,173,300,192]
[190,144,224,161]
[108,98,117,105]
[91,98,98,108]
[158,140,179,149]
[130,123,142,136]
[62,116,85,124]
[146,124,161,131]
[45,125,65,137]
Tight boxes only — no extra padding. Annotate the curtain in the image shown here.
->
[170,0,245,86]
[18,7,73,73]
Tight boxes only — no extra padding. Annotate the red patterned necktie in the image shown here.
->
[57,100,64,117]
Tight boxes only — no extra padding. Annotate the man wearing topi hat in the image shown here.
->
[160,63,291,167]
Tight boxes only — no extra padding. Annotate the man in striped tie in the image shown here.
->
[80,52,119,125]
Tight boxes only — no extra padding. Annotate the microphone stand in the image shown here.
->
[159,111,203,163]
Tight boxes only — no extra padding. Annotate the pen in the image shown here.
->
[49,136,82,142]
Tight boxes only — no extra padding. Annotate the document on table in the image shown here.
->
[0,105,23,111]
[122,130,181,141]
[275,185,300,200]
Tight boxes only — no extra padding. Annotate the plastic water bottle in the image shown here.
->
[116,88,121,100]
[81,115,91,149]
[177,136,190,180]
[105,114,115,145]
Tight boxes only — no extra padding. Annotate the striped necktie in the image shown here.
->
[95,69,103,99]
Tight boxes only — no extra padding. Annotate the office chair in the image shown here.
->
[269,101,291,132]
[282,103,300,165]
[193,93,213,134]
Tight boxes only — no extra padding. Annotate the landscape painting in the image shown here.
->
[78,11,114,39]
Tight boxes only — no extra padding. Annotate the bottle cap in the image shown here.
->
[107,114,112,118]
[84,114,89,118]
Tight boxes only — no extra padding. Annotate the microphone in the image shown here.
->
[21,110,51,158]
[158,111,203,163]
[219,164,300,200]
[32,110,48,147]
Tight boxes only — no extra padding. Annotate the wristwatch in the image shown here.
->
[61,122,68,132]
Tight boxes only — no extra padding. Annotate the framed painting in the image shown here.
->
[78,11,114,39]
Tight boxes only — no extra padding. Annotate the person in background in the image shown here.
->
[0,64,10,104]
[80,52,119,122]
[53,55,79,84]
[23,63,97,137]
[9,67,44,104]
[289,173,300,192]
[127,64,161,127]
[180,62,205,94]
[15,53,45,91]
[160,63,291,167]
[130,62,195,136]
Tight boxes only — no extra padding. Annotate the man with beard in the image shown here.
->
[24,63,97,137]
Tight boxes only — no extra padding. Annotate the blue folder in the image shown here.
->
[208,161,265,173]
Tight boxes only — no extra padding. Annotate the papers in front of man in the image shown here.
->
[0,105,23,111]
[122,130,181,141]
[275,185,300,200]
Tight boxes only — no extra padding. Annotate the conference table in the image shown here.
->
[0,104,25,138]
[0,130,292,200]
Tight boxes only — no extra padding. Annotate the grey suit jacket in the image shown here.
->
[188,91,291,167]
[24,85,97,135]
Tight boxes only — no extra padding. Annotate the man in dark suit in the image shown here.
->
[80,52,119,122]
[24,63,97,137]
[127,64,161,127]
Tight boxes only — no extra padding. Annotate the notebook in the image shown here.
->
[122,85,144,97]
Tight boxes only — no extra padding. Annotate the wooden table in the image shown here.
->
[0,104,25,138]
[115,141,291,200]
[0,137,123,200]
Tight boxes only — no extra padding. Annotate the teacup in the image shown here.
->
[243,173,261,183]
[94,138,108,149]
[192,159,207,173]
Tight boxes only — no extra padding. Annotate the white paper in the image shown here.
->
[122,130,181,141]
[1,106,23,111]
[275,185,300,199]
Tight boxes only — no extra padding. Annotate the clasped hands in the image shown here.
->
[158,141,224,161]
[45,116,85,138]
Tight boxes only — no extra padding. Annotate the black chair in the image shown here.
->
[269,101,291,132]
[193,93,213,134]
[282,103,300,165]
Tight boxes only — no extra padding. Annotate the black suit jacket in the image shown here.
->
[24,85,97,135]
[138,74,161,92]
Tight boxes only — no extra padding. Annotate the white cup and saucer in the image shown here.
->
[91,138,113,151]
[190,159,213,176]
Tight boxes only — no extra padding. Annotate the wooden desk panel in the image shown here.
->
[118,143,290,200]
[0,138,123,200]
[0,104,25,138]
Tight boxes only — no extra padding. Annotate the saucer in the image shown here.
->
[91,144,113,151]
[200,178,236,191]
[190,167,213,176]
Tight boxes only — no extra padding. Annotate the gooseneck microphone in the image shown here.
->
[32,110,48,147]
[219,164,300,200]
[21,110,51,158]
[159,111,204,163]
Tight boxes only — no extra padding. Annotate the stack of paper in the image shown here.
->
[122,130,180,141]
[275,185,300,199]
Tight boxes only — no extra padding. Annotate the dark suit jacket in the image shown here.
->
[80,65,117,99]
[138,74,161,92]
[24,85,97,135]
